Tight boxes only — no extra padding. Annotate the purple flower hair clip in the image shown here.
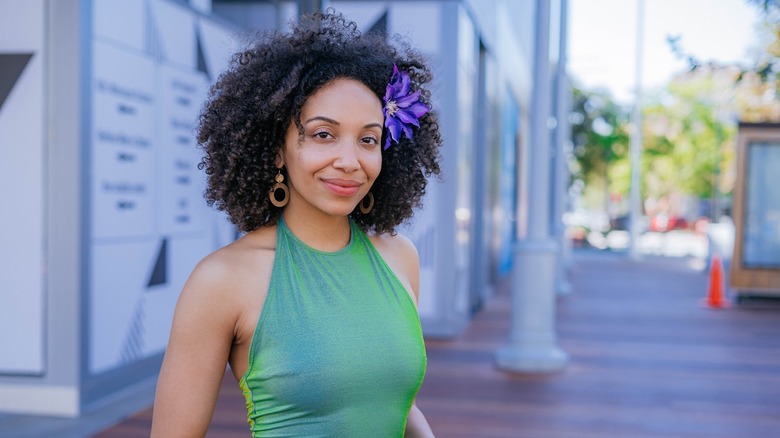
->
[382,64,430,150]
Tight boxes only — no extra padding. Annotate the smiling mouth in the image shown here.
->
[322,179,362,196]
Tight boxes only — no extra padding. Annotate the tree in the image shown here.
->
[645,0,780,220]
[568,85,630,210]
[746,0,780,81]
[668,0,780,85]
[642,67,738,204]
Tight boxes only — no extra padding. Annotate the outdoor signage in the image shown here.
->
[88,0,235,374]
[730,123,780,296]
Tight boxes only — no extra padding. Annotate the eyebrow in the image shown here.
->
[304,116,382,130]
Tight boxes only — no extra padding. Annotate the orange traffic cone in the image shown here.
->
[703,252,729,309]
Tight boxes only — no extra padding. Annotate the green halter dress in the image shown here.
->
[238,217,427,437]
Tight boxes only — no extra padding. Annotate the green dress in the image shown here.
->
[238,217,427,437]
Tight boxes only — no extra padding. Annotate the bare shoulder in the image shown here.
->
[207,226,276,273]
[368,232,419,261]
[369,232,420,304]
[180,225,277,316]
[152,226,277,437]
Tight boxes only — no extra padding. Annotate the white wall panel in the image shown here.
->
[93,0,145,50]
[0,0,45,375]
[330,1,388,33]
[198,16,240,80]
[390,2,441,56]
[150,0,197,69]
[91,40,157,240]
[88,1,237,375]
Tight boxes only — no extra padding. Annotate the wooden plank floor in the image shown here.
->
[94,252,780,437]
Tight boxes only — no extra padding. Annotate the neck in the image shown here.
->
[281,209,352,252]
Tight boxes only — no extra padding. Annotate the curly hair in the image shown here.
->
[196,11,442,234]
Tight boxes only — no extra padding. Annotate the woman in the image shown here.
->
[150,10,442,438]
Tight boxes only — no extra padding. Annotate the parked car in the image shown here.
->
[649,213,689,232]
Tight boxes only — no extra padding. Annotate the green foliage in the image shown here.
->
[642,69,738,200]
[747,0,780,14]
[568,0,780,211]
[569,86,630,191]
[570,70,741,209]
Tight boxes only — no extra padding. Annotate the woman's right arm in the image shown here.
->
[151,255,239,438]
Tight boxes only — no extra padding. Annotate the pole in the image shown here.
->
[495,0,568,373]
[628,0,645,260]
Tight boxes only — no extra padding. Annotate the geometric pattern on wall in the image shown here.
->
[120,296,145,364]
[147,237,168,288]
[0,53,33,111]
[365,10,388,38]
[144,0,165,61]
[196,27,211,81]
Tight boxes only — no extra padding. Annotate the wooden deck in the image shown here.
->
[95,252,780,437]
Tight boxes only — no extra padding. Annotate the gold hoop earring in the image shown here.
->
[359,192,374,214]
[269,170,289,207]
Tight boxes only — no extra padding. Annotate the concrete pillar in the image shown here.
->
[495,0,568,373]
[189,0,212,13]
[297,0,323,15]
[553,0,572,296]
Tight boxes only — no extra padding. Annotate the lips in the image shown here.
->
[321,178,362,196]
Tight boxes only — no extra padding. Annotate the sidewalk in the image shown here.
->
[412,251,780,437]
[13,250,780,437]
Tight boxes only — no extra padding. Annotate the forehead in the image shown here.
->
[301,78,383,119]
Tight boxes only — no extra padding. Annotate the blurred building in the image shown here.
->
[0,0,238,420]
[0,0,570,429]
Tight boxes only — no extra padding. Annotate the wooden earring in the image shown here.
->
[269,170,289,207]
[359,192,374,214]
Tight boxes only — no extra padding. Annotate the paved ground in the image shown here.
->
[414,251,780,437]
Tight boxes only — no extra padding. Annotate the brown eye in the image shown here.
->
[361,136,379,145]
[312,130,334,140]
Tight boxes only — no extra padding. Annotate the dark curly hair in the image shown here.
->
[196,10,442,234]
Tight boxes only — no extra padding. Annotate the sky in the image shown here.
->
[568,0,763,103]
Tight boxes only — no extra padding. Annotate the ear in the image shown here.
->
[275,150,285,169]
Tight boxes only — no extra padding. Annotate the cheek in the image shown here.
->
[366,153,382,180]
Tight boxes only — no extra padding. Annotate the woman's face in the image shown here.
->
[279,78,384,219]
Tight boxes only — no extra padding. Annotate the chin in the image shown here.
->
[313,202,360,218]
[331,206,360,217]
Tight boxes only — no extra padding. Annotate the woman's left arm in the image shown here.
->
[373,233,436,437]
[385,235,435,438]
[406,402,435,437]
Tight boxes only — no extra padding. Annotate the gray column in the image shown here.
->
[553,0,572,296]
[297,0,323,16]
[495,0,568,373]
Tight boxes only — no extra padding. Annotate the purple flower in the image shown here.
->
[383,64,430,150]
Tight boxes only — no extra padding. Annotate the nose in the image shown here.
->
[333,140,360,173]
